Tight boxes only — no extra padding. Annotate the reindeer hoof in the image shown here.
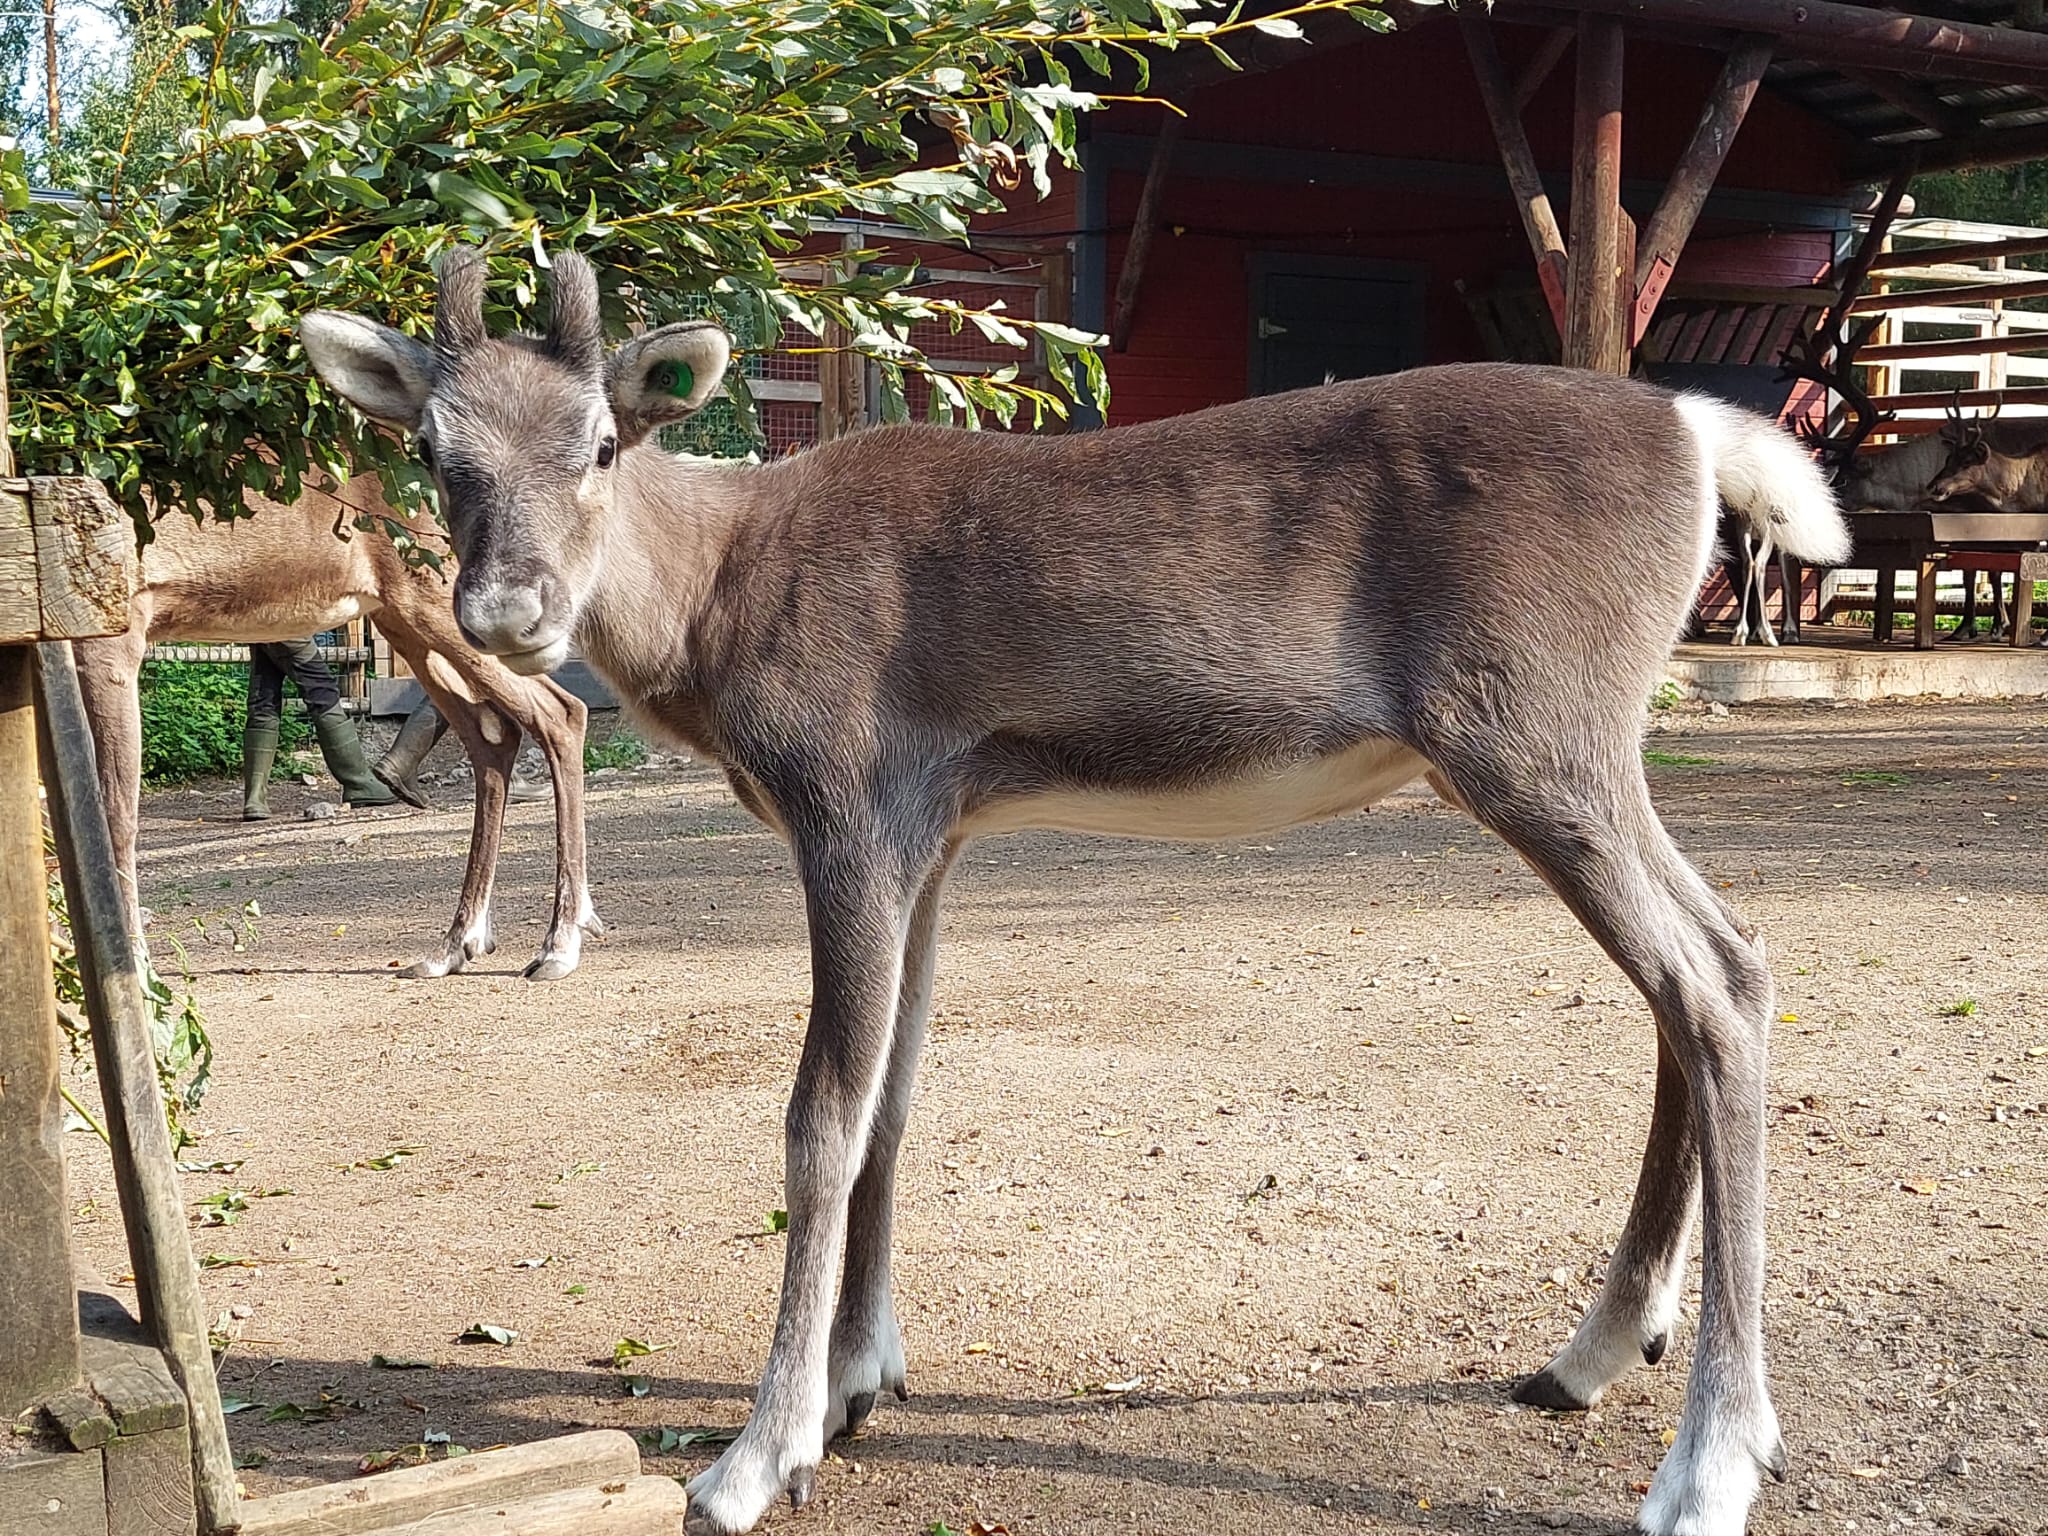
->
[838,1392,876,1438]
[522,951,579,982]
[787,1467,815,1510]
[1642,1332,1670,1366]
[402,951,462,979]
[1513,1367,1592,1411]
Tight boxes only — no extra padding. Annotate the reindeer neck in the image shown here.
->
[574,447,760,719]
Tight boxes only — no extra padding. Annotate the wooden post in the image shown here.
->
[0,311,83,1425]
[35,642,241,1535]
[1460,8,1571,331]
[1514,27,1575,109]
[1566,14,1628,373]
[1915,556,1941,649]
[1631,36,1774,346]
[0,646,81,1423]
[1110,114,1184,354]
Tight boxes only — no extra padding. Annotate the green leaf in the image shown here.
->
[458,1322,518,1346]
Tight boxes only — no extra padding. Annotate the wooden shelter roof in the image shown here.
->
[1154,0,2048,183]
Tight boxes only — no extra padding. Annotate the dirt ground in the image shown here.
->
[65,698,2048,1536]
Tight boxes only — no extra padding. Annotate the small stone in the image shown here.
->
[1549,1266,1572,1286]
[1708,701,1729,718]
[1944,1451,1970,1478]
[302,801,337,821]
[1540,1511,1571,1528]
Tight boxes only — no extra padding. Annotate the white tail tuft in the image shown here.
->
[1674,394,1851,566]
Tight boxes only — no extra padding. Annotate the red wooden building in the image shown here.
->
[740,1,2048,640]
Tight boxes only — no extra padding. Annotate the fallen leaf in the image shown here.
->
[1900,1180,1939,1196]
[458,1322,517,1346]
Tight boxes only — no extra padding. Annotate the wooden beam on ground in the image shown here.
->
[1514,26,1576,107]
[1459,6,1571,331]
[237,1431,646,1536]
[1566,14,1628,372]
[1110,114,1184,354]
[1869,231,2048,271]
[1631,35,1774,347]
[34,641,240,1536]
[1497,0,2048,87]
[1841,68,1978,140]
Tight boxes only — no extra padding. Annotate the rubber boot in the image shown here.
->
[373,698,448,809]
[242,719,279,821]
[509,754,551,803]
[310,704,402,808]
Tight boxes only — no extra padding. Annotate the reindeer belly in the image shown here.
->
[965,738,1427,841]
[149,589,380,644]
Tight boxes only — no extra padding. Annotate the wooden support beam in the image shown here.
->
[1848,273,2048,312]
[0,647,79,1424]
[1871,384,2048,411]
[34,642,240,1535]
[1860,331,2048,363]
[1817,161,1914,346]
[1631,35,1774,347]
[1110,114,1183,354]
[1841,68,1978,140]
[1869,232,2048,271]
[1566,14,1628,373]
[1851,119,2048,178]
[1498,0,2048,87]
[1513,27,1576,108]
[1459,7,1571,331]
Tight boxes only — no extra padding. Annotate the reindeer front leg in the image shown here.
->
[686,813,944,1536]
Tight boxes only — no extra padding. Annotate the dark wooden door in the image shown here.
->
[1250,256,1425,395]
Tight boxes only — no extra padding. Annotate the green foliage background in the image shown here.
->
[138,659,312,784]
[2,0,1382,551]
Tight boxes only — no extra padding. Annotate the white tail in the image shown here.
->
[1676,393,1852,566]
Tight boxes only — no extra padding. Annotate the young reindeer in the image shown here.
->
[301,250,1850,1536]
[73,484,601,979]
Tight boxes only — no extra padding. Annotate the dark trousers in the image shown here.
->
[247,639,340,725]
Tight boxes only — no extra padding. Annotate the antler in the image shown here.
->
[1777,312,1888,482]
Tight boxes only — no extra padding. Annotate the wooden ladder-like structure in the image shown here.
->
[0,340,686,1533]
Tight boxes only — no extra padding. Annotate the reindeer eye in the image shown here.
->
[595,436,618,469]
[416,436,436,471]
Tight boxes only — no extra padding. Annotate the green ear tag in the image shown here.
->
[654,361,695,398]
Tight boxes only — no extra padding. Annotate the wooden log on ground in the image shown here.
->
[0,1443,106,1536]
[236,1430,648,1536]
[34,641,239,1535]
[80,1281,199,1536]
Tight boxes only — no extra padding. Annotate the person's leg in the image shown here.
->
[373,694,449,808]
[282,638,399,808]
[243,645,288,820]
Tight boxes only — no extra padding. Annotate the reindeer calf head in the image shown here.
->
[300,251,729,675]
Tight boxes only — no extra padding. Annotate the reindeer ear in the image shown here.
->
[301,312,437,431]
[607,321,730,446]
